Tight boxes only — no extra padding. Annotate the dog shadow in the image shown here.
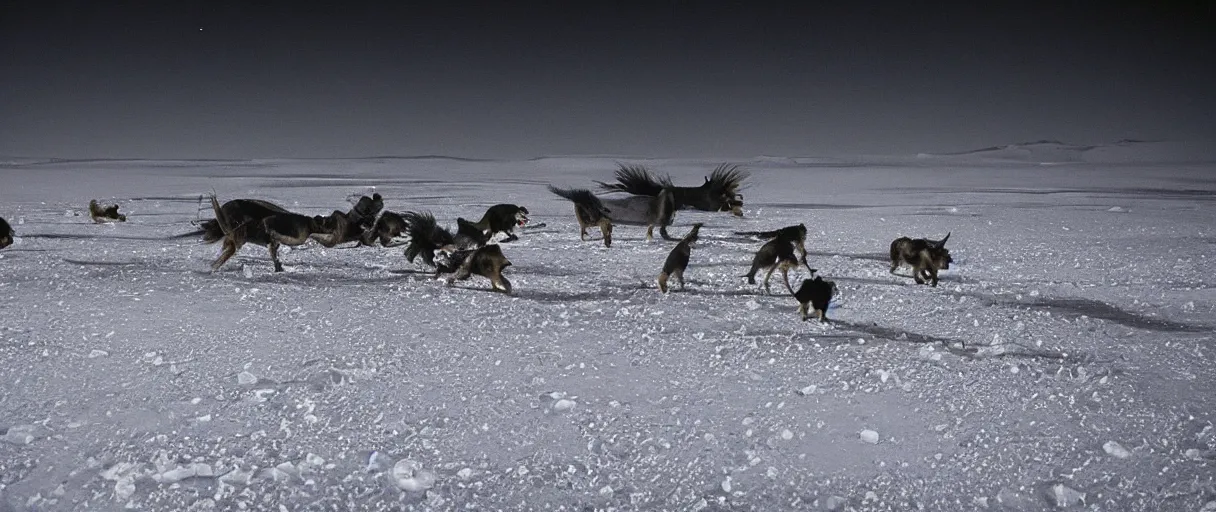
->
[953,292,1211,333]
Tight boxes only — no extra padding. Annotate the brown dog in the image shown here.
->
[440,244,513,294]
[88,200,126,223]
[890,232,953,286]
[207,194,341,272]
[658,223,703,293]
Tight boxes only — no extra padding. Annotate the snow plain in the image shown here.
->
[1,141,1214,511]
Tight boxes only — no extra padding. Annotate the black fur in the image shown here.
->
[402,211,487,268]
[0,216,13,249]
[596,162,747,216]
[794,276,838,322]
[467,204,529,242]
[363,210,410,247]
[658,223,703,293]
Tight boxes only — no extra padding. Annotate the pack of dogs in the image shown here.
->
[0,163,956,322]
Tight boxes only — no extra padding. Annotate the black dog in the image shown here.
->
[890,232,953,287]
[0,216,13,249]
[402,211,489,269]
[596,163,747,216]
[462,204,529,242]
[362,210,410,247]
[658,223,703,293]
[793,274,838,322]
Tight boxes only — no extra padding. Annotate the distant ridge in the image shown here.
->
[916,139,1213,165]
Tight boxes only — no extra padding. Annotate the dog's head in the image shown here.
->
[930,232,952,269]
[791,223,808,241]
[514,206,530,227]
[724,195,744,217]
[685,223,703,244]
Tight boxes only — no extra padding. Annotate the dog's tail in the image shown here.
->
[403,211,453,267]
[549,185,610,222]
[594,163,670,196]
[733,229,783,239]
[548,185,602,208]
[208,193,237,240]
[168,226,214,241]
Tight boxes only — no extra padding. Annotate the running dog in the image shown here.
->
[889,232,953,287]
[547,185,677,248]
[462,204,529,242]
[437,243,513,294]
[657,223,703,293]
[793,274,838,322]
[0,216,13,249]
[401,211,489,269]
[596,163,747,216]
[88,200,127,223]
[206,194,342,272]
[362,210,411,247]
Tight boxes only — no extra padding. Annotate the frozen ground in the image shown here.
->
[1,142,1214,511]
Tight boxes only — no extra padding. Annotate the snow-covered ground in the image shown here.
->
[1,143,1214,511]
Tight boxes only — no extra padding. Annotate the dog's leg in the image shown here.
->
[889,257,900,274]
[575,206,589,241]
[675,269,685,290]
[798,302,809,321]
[780,264,795,295]
[447,256,475,285]
[762,265,776,294]
[211,238,239,271]
[645,225,654,242]
[268,240,284,272]
[599,220,612,248]
[928,266,939,287]
[492,272,512,294]
[816,309,827,323]
[744,262,760,285]
[657,272,669,293]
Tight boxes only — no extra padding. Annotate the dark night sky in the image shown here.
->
[2,2,1212,159]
